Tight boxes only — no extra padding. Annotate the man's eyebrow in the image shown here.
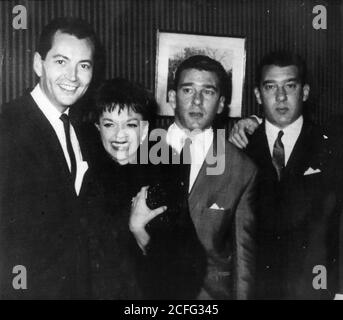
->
[262,77,300,85]
[52,54,69,60]
[179,83,218,90]
[79,59,93,65]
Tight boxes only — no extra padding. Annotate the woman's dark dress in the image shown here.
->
[82,146,206,299]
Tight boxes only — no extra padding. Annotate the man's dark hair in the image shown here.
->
[93,78,157,124]
[37,17,99,59]
[173,55,231,103]
[256,50,308,85]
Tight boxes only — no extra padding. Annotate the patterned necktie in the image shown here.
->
[60,113,77,183]
[272,130,285,181]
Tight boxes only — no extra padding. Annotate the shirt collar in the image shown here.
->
[166,122,213,153]
[265,115,303,140]
[265,115,304,165]
[31,84,70,123]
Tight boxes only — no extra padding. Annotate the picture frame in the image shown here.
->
[155,31,246,117]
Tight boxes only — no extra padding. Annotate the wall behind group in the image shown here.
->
[0,0,342,126]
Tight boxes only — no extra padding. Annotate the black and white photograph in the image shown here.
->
[0,0,342,306]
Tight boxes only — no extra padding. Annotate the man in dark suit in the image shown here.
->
[0,18,99,299]
[133,55,258,299]
[229,51,338,299]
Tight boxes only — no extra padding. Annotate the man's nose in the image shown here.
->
[66,65,78,81]
[192,91,202,105]
[276,86,287,102]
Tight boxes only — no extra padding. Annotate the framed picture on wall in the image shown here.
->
[155,31,246,117]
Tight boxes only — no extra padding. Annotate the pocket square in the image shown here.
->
[209,203,225,210]
[303,167,321,175]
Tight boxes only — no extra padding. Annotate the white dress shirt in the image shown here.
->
[166,123,213,192]
[265,116,303,166]
[31,84,88,195]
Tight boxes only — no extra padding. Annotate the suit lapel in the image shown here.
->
[188,160,208,212]
[248,124,276,178]
[250,121,317,179]
[24,95,76,190]
[189,131,227,212]
[284,121,312,177]
[70,118,89,162]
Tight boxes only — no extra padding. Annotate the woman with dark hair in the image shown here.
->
[83,78,205,300]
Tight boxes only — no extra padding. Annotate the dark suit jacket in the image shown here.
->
[323,115,343,296]
[0,94,90,299]
[246,120,338,299]
[170,130,258,300]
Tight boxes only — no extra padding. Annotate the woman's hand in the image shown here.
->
[129,186,167,253]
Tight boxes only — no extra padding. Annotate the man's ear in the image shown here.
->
[254,87,262,105]
[217,96,225,114]
[140,121,149,144]
[168,90,176,111]
[33,52,43,77]
[302,84,310,102]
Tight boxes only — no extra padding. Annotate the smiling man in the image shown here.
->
[0,18,99,299]
[33,30,94,113]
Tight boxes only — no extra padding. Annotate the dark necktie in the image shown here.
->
[180,137,192,192]
[182,137,192,165]
[272,130,285,181]
[60,113,77,183]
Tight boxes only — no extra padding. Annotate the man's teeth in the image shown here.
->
[60,84,77,91]
[111,142,128,149]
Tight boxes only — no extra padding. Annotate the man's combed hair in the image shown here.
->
[37,17,99,59]
[173,55,231,103]
[256,50,308,85]
[93,78,157,123]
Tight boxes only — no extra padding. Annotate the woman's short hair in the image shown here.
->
[93,78,157,123]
